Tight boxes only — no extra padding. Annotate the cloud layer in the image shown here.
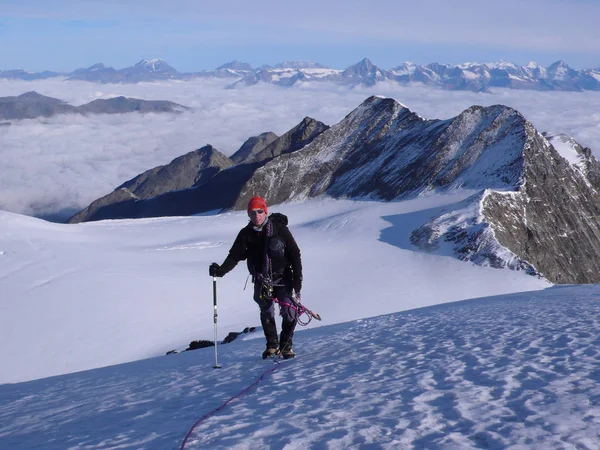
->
[1,78,599,220]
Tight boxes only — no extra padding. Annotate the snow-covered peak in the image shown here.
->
[548,59,569,68]
[134,58,173,72]
[411,190,535,273]
[341,58,388,83]
[355,57,374,69]
[390,61,418,74]
[544,132,587,168]
[546,60,576,81]
[340,95,414,123]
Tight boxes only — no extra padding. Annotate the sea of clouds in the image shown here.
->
[1,77,600,221]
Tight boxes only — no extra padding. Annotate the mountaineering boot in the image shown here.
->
[279,320,296,358]
[280,345,295,359]
[262,347,279,359]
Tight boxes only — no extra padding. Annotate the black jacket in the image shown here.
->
[220,213,303,292]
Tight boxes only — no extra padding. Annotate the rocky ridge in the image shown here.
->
[68,117,329,223]
[68,146,233,224]
[68,96,600,284]
[3,58,600,91]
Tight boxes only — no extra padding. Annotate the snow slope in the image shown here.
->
[2,285,600,449]
[0,195,548,384]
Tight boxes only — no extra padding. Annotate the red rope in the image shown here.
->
[180,362,280,449]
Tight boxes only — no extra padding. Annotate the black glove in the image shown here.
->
[209,262,224,277]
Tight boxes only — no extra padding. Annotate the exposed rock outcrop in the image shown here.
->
[230,132,278,164]
[482,129,600,284]
[69,95,600,284]
[68,145,232,223]
[166,326,257,355]
[237,96,600,283]
[235,98,527,208]
[69,117,328,223]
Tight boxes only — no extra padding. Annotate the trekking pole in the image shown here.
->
[212,276,222,369]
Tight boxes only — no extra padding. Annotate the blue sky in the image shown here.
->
[1,0,600,72]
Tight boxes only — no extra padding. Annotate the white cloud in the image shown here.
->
[1,78,600,220]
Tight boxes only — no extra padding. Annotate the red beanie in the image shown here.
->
[247,196,268,214]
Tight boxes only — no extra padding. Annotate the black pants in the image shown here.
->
[253,281,298,349]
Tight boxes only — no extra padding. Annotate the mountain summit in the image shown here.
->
[4,58,600,91]
[69,96,600,284]
[338,58,390,86]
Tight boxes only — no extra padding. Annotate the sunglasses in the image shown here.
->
[249,209,265,215]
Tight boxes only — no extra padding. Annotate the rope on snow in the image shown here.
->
[180,360,282,449]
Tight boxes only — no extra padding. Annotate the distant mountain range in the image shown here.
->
[0,91,188,120]
[68,96,600,285]
[2,58,600,92]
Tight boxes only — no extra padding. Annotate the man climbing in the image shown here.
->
[209,196,302,359]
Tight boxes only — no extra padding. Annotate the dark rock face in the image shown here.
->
[237,96,600,284]
[166,326,257,354]
[67,145,233,223]
[68,94,600,284]
[228,118,328,167]
[482,128,600,284]
[543,132,600,189]
[409,191,539,276]
[122,145,233,197]
[244,117,329,164]
[67,188,139,224]
[230,132,278,164]
[186,340,214,351]
[69,117,328,223]
[237,97,527,208]
[223,327,257,344]
[143,117,327,218]
[336,58,390,86]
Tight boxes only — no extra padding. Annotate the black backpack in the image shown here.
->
[268,212,288,227]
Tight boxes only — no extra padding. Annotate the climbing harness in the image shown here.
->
[258,218,321,324]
